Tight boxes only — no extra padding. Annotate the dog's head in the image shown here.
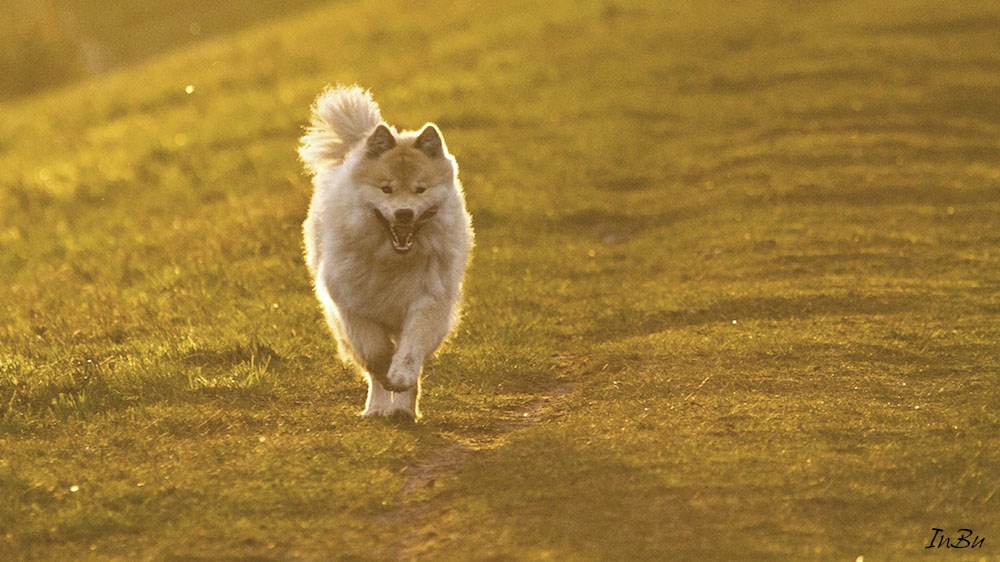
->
[351,124,456,254]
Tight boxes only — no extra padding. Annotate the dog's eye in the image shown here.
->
[380,185,392,194]
[415,187,426,194]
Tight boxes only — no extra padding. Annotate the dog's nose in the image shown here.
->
[394,209,415,224]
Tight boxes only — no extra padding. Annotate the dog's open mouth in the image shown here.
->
[375,207,438,254]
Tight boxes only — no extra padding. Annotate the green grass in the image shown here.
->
[0,0,326,98]
[1,0,998,559]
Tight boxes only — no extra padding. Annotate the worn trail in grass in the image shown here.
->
[1,0,999,560]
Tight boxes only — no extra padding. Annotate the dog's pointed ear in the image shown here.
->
[413,124,444,158]
[365,124,396,158]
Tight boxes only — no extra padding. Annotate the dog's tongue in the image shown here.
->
[390,224,414,253]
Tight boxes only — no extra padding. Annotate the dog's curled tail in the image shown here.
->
[299,85,383,174]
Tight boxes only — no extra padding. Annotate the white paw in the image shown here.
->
[361,404,415,421]
[384,360,419,392]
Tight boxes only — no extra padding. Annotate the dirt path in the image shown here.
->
[377,376,578,559]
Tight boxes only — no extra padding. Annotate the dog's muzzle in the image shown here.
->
[375,207,439,254]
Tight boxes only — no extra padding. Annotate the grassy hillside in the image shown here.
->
[0,0,325,97]
[1,0,998,559]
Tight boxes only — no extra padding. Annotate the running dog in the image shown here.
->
[299,85,473,420]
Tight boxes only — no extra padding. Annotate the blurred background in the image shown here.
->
[1,0,325,98]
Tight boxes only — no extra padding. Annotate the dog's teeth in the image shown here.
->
[391,225,415,252]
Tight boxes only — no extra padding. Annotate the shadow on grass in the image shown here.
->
[547,206,705,244]
[420,436,871,560]
[471,199,704,242]
[591,292,926,342]
[758,182,1000,208]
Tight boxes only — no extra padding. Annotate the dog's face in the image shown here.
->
[351,124,455,254]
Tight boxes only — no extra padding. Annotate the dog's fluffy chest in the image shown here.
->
[324,244,452,329]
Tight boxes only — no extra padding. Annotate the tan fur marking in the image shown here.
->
[352,144,453,192]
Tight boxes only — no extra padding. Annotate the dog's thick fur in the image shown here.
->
[299,85,473,419]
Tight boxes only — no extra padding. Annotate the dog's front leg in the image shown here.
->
[384,299,455,392]
[334,309,400,417]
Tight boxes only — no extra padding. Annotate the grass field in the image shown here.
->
[1,0,998,559]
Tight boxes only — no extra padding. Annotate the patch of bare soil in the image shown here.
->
[376,373,578,559]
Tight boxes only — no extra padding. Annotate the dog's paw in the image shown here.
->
[361,406,416,422]
[384,362,419,392]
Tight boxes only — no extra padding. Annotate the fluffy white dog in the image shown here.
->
[299,85,473,420]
